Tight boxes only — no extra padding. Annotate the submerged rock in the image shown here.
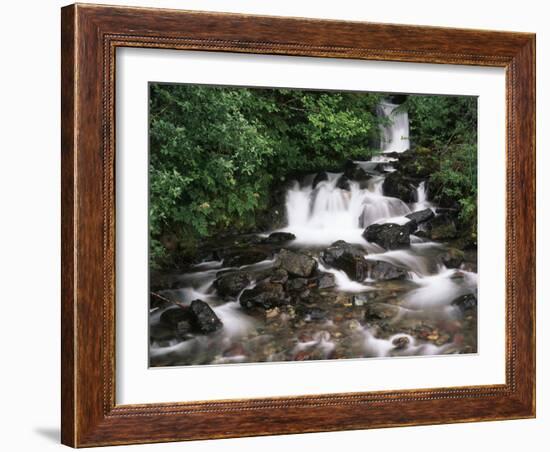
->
[262,231,296,244]
[277,249,317,277]
[406,208,435,225]
[321,240,369,281]
[240,281,290,310]
[159,306,189,326]
[363,223,411,250]
[451,293,477,312]
[214,271,252,297]
[364,303,400,321]
[365,260,408,280]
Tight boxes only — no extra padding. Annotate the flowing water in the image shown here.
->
[150,100,477,367]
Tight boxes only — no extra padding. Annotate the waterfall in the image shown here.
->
[283,172,411,246]
[378,101,410,153]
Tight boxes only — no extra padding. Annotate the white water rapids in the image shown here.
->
[150,99,477,366]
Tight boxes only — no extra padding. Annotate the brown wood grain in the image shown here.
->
[61,3,536,447]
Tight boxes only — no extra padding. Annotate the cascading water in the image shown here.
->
[150,99,477,366]
[378,100,410,153]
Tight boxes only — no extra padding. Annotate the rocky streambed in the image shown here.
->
[149,148,478,367]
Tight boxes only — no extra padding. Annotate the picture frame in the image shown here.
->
[61,3,535,447]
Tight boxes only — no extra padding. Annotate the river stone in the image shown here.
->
[240,281,289,310]
[406,208,435,225]
[365,260,408,280]
[285,277,309,292]
[262,231,296,244]
[428,214,458,240]
[213,271,252,297]
[363,223,411,250]
[321,240,369,281]
[297,305,328,322]
[189,300,223,334]
[223,249,271,267]
[442,248,465,268]
[451,293,477,312]
[277,249,317,277]
[364,303,400,321]
[317,273,336,289]
[268,268,289,285]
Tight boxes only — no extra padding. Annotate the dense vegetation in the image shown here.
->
[398,95,478,242]
[149,84,477,269]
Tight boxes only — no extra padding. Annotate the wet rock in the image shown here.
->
[321,240,369,281]
[312,171,329,188]
[364,303,400,320]
[175,320,193,339]
[363,223,410,250]
[316,273,336,289]
[452,293,477,312]
[365,260,408,280]
[189,300,223,334]
[150,324,177,341]
[278,249,317,277]
[285,277,309,292]
[442,248,465,268]
[213,271,252,297]
[406,208,435,225]
[336,175,351,191]
[428,214,458,240]
[224,249,271,267]
[240,281,289,310]
[159,306,189,326]
[392,336,410,350]
[262,231,296,244]
[343,160,371,181]
[382,172,416,203]
[268,268,289,285]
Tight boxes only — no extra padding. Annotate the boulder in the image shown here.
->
[441,248,465,268]
[321,240,369,281]
[335,175,351,191]
[277,249,317,277]
[214,271,251,297]
[223,248,271,267]
[451,293,477,312]
[365,260,408,280]
[382,172,416,203]
[262,231,296,244]
[188,300,223,334]
[267,268,289,285]
[343,160,371,181]
[428,214,458,240]
[312,171,329,188]
[363,223,411,250]
[240,282,290,310]
[406,208,435,225]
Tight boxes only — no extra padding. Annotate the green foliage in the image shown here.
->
[149,84,382,267]
[400,95,478,243]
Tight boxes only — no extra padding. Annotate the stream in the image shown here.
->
[149,101,478,367]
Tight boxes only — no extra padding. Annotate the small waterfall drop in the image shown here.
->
[378,101,410,153]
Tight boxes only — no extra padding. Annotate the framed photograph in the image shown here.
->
[61,3,536,447]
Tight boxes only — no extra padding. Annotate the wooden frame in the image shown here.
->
[61,3,536,447]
